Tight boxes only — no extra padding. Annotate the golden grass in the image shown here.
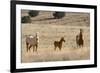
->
[21,11,90,63]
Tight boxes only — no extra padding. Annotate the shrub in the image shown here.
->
[21,16,31,23]
[28,10,39,17]
[53,12,65,19]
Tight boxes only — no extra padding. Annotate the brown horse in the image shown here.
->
[54,37,65,51]
[76,29,84,47]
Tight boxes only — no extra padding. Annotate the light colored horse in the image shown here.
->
[26,32,39,52]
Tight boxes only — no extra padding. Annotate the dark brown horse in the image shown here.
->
[76,29,84,47]
[54,37,65,51]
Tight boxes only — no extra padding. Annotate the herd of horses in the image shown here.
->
[25,29,84,52]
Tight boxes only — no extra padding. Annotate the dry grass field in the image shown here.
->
[21,10,90,63]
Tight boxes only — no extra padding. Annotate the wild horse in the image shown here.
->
[54,37,65,51]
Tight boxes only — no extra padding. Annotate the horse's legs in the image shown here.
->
[33,46,35,52]
[26,42,29,52]
[79,39,84,48]
[59,46,62,51]
[59,48,61,51]
[29,45,32,51]
[54,45,57,51]
[80,43,83,47]
[35,44,38,53]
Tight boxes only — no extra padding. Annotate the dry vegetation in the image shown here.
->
[21,10,90,63]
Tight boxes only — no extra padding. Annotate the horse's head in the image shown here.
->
[80,29,83,33]
[36,32,39,43]
[61,37,65,42]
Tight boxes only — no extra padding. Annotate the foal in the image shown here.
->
[54,37,65,51]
